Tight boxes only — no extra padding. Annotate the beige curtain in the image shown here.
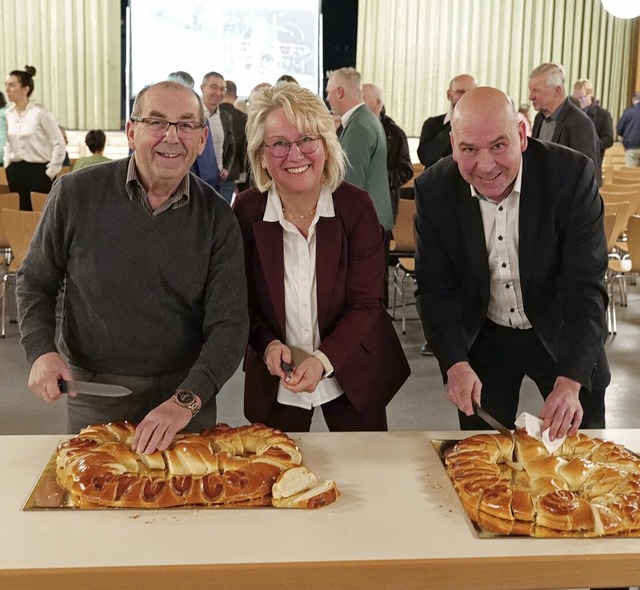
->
[357,0,637,137]
[0,0,121,130]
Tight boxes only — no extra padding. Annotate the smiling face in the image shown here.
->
[260,108,326,201]
[451,87,527,203]
[200,75,226,113]
[126,82,206,193]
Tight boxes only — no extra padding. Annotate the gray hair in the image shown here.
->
[326,67,362,94]
[529,63,565,90]
[132,81,205,123]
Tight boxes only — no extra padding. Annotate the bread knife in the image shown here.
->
[58,378,132,397]
[472,401,513,439]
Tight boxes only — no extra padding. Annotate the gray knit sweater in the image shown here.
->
[17,157,248,405]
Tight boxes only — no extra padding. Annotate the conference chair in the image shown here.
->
[1,209,41,333]
[30,192,49,212]
[609,215,640,310]
[604,213,618,334]
[390,199,418,335]
[0,193,20,267]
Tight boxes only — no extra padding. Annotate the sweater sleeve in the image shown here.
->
[176,204,249,404]
[16,179,70,364]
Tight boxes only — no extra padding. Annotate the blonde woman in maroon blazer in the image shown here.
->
[233,83,410,432]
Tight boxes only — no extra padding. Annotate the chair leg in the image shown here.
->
[391,266,400,320]
[400,274,407,334]
[1,280,5,338]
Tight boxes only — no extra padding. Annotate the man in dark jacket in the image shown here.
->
[617,92,640,167]
[573,78,614,184]
[362,83,413,222]
[529,63,598,169]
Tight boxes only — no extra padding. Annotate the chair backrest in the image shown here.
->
[390,198,417,253]
[600,180,640,192]
[603,201,630,251]
[0,167,7,186]
[625,215,640,272]
[1,209,41,272]
[56,166,72,178]
[604,213,617,252]
[30,192,49,212]
[0,193,21,249]
[612,173,640,185]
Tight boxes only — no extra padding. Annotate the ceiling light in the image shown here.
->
[601,0,640,19]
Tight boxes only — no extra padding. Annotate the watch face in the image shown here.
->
[176,391,194,404]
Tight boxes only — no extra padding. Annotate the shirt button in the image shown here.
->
[510,308,515,313]
[505,284,510,289]
[498,235,503,241]
[501,262,507,268]
[499,206,503,211]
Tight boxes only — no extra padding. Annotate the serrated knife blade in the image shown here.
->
[58,379,132,397]
[472,401,513,439]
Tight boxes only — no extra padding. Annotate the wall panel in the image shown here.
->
[357,0,638,137]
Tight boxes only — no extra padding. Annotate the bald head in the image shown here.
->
[450,87,526,203]
[362,83,384,118]
[447,74,478,109]
[451,87,517,130]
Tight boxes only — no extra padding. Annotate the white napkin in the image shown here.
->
[514,412,566,454]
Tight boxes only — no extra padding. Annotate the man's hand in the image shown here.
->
[28,352,74,402]
[446,361,482,416]
[220,168,229,181]
[540,376,583,440]
[131,395,200,454]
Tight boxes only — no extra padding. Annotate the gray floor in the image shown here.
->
[2,274,640,437]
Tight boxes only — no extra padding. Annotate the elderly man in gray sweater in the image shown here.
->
[17,81,248,454]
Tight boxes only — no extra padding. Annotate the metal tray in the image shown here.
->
[431,438,640,539]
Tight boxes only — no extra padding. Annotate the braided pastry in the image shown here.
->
[56,422,303,508]
[445,429,640,537]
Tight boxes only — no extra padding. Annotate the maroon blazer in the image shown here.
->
[233,181,410,422]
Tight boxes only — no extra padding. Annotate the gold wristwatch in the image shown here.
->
[172,391,200,417]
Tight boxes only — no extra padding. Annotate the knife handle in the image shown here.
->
[58,378,69,394]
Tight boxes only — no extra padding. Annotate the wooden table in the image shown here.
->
[2,430,640,589]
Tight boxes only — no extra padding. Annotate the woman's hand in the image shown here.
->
[263,340,294,382]
[282,356,324,394]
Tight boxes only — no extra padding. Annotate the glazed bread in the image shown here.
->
[272,465,319,500]
[57,422,305,508]
[445,429,640,537]
[272,479,341,509]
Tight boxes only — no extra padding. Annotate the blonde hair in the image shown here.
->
[574,78,594,96]
[246,82,346,193]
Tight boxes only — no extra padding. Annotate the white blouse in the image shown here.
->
[3,101,66,178]
[263,187,344,410]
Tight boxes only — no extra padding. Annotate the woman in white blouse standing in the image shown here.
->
[3,66,66,210]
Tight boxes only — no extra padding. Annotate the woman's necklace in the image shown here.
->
[282,206,317,220]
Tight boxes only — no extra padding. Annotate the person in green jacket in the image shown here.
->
[71,129,110,171]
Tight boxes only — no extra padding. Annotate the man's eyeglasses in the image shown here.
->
[130,117,205,137]
[263,136,323,158]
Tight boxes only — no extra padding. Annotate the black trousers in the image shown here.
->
[5,161,53,211]
[457,319,608,431]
